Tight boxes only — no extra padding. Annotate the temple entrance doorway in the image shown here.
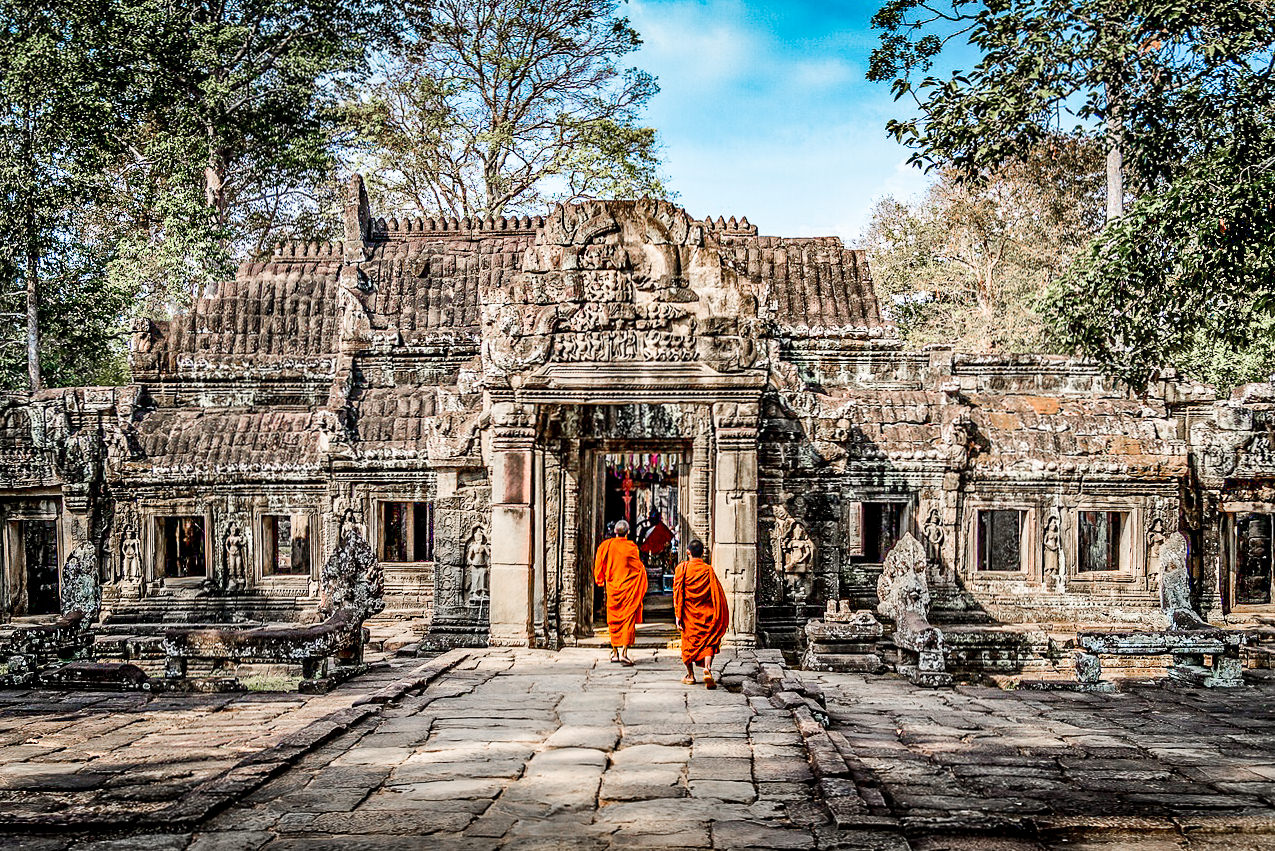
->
[595,450,689,624]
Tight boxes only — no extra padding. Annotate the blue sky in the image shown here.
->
[626,0,932,244]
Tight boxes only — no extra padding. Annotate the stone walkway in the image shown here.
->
[11,649,1275,849]
[814,671,1275,849]
[185,647,826,850]
[0,663,407,827]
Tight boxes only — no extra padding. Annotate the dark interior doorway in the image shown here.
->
[596,451,683,623]
[23,519,59,615]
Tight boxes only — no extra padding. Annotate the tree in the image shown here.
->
[0,0,125,391]
[110,0,387,297]
[345,0,668,219]
[870,1,1275,389]
[0,0,388,393]
[865,135,1104,351]
[870,1,1275,216]
[1044,113,1275,389]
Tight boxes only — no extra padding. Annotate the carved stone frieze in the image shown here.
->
[480,200,764,383]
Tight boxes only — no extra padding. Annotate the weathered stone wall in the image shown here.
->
[4,191,1275,647]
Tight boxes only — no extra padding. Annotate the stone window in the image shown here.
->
[159,516,207,579]
[1235,513,1273,606]
[976,509,1025,572]
[848,502,904,563]
[262,514,311,576]
[1078,510,1130,573]
[379,501,434,563]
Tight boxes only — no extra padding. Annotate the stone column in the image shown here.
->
[488,401,537,646]
[712,401,759,648]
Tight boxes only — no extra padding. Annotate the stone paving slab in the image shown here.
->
[813,671,1275,847]
[0,650,465,829]
[14,648,1275,848]
[177,647,826,850]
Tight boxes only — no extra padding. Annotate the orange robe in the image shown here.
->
[594,537,648,647]
[674,557,730,665]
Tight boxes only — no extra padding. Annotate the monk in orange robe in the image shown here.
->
[594,520,647,666]
[674,539,729,688]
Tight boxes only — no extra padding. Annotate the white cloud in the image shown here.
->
[790,57,857,90]
[629,0,756,88]
[623,0,935,243]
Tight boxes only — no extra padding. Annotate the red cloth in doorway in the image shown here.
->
[639,521,674,554]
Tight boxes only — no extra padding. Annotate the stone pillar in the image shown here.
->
[488,401,537,646]
[712,402,759,648]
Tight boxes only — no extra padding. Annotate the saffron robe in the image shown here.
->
[674,557,730,664]
[594,536,648,647]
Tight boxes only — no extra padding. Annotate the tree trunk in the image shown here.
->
[1104,84,1124,223]
[22,101,40,393]
[204,159,225,221]
[25,245,40,394]
[204,125,227,227]
[1105,137,1123,223]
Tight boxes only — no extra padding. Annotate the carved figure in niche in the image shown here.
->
[771,504,815,605]
[464,526,491,604]
[1146,516,1167,586]
[225,523,246,591]
[121,527,142,582]
[922,508,944,555]
[340,506,369,545]
[1042,513,1064,593]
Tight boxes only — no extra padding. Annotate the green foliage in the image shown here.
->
[1,0,671,392]
[871,0,1275,390]
[0,0,388,391]
[865,135,1104,352]
[1044,123,1275,389]
[0,0,129,390]
[870,1,1275,187]
[345,0,670,219]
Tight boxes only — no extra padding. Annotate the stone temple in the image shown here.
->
[2,175,1274,662]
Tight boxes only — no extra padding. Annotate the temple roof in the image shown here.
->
[132,199,882,379]
[131,408,326,477]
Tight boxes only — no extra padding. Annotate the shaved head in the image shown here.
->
[614,520,630,537]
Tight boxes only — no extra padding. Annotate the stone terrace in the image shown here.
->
[9,651,1275,849]
[814,671,1275,848]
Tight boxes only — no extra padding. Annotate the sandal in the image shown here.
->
[620,657,635,667]
[681,675,696,685]
[704,675,717,690]
[609,654,620,664]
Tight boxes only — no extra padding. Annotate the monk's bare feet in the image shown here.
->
[704,674,716,690]
[681,674,696,685]
[609,651,620,663]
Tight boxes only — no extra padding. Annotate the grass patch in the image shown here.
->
[239,673,303,692]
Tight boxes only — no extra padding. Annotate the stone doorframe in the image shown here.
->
[486,373,763,649]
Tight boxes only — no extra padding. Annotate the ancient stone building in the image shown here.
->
[0,177,1271,650]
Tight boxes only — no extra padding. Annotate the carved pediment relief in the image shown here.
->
[480,200,765,381]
